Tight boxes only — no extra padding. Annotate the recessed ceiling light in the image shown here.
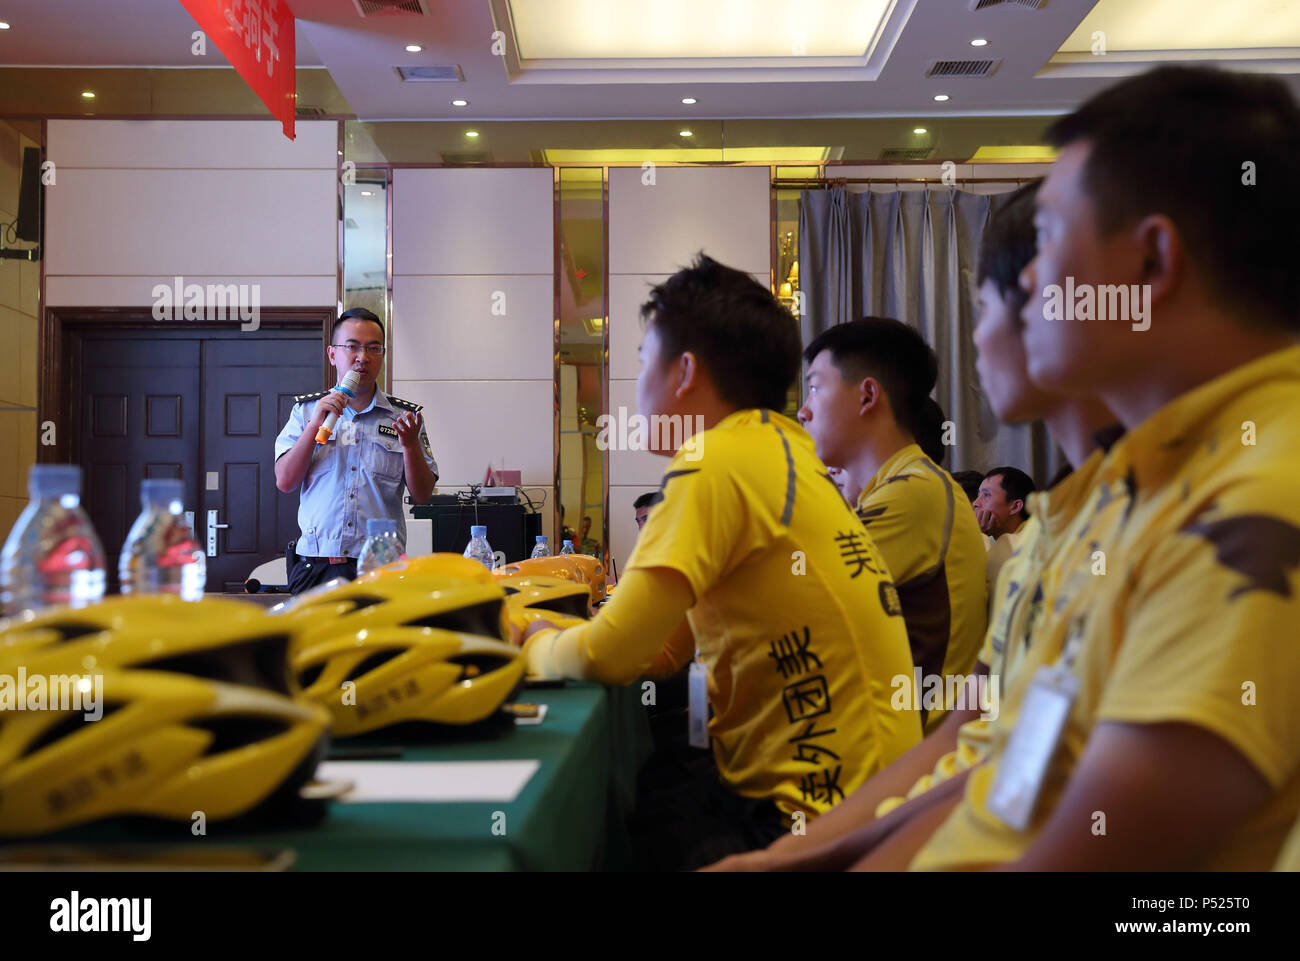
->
[360,190,374,197]
[0,21,11,29]
[81,90,96,99]
[913,127,927,134]
[933,94,950,102]
[451,99,468,106]
[681,97,697,104]
[970,38,989,47]
[465,130,479,138]
[405,44,422,53]
[679,129,693,137]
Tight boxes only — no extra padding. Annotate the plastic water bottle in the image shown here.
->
[119,478,206,600]
[358,518,403,575]
[530,535,550,559]
[559,539,575,556]
[463,525,495,571]
[1,464,107,616]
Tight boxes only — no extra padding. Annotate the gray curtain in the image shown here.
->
[799,186,1063,484]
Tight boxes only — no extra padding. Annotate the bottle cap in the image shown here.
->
[563,539,573,546]
[367,518,398,535]
[29,464,81,499]
[141,478,184,507]
[471,525,487,537]
[536,535,548,543]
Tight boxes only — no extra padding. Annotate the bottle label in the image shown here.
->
[70,569,106,607]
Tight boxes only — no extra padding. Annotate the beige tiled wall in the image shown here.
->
[390,167,557,549]
[0,120,40,542]
[606,166,772,576]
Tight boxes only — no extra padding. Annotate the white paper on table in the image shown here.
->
[316,760,540,804]
[513,704,548,726]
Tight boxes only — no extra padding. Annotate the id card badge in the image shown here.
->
[688,657,710,749]
[985,663,1078,831]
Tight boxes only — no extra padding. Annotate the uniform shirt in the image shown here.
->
[876,449,1111,816]
[532,408,922,818]
[855,444,989,733]
[984,529,1021,593]
[914,345,1300,871]
[274,387,437,557]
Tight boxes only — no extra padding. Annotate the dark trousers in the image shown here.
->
[287,555,357,594]
[628,677,790,871]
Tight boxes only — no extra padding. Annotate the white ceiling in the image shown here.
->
[1,0,1298,121]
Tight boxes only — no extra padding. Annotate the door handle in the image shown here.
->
[207,509,229,557]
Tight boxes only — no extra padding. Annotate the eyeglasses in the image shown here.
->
[331,344,386,356]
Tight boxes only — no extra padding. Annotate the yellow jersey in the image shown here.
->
[628,409,921,817]
[856,444,989,732]
[914,346,1300,871]
[877,449,1112,815]
[1276,817,1300,871]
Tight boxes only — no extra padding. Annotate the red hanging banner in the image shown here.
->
[178,0,297,140]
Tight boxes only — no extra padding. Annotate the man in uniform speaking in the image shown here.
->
[274,307,438,592]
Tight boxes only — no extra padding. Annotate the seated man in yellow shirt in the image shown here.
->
[771,65,1300,873]
[520,253,922,870]
[705,182,1119,872]
[798,317,988,732]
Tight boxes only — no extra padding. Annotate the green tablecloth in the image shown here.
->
[12,683,653,872]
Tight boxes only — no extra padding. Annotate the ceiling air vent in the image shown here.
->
[879,147,935,161]
[970,0,1047,9]
[353,0,431,16]
[396,65,465,82]
[295,105,327,117]
[927,59,1001,78]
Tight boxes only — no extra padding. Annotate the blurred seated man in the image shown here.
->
[977,466,1036,588]
[519,253,921,871]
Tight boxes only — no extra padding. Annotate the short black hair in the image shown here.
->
[951,470,984,503]
[804,317,949,466]
[641,253,800,412]
[333,307,384,343]
[632,492,656,510]
[977,181,1041,316]
[984,466,1035,519]
[1044,65,1300,331]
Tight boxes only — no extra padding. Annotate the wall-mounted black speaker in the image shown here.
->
[16,146,41,243]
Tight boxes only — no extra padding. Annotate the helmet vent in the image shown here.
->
[535,595,590,619]
[136,635,292,694]
[21,703,123,758]
[447,654,509,682]
[190,716,292,756]
[408,599,503,638]
[34,622,104,644]
[344,648,405,682]
[297,663,326,690]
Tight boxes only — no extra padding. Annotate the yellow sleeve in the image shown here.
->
[522,566,695,686]
[1098,495,1300,789]
[646,616,697,680]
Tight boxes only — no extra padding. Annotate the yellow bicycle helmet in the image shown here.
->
[0,596,331,838]
[496,573,591,620]
[356,552,497,586]
[278,570,525,736]
[493,555,607,605]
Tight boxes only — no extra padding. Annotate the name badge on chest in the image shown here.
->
[985,619,1086,831]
